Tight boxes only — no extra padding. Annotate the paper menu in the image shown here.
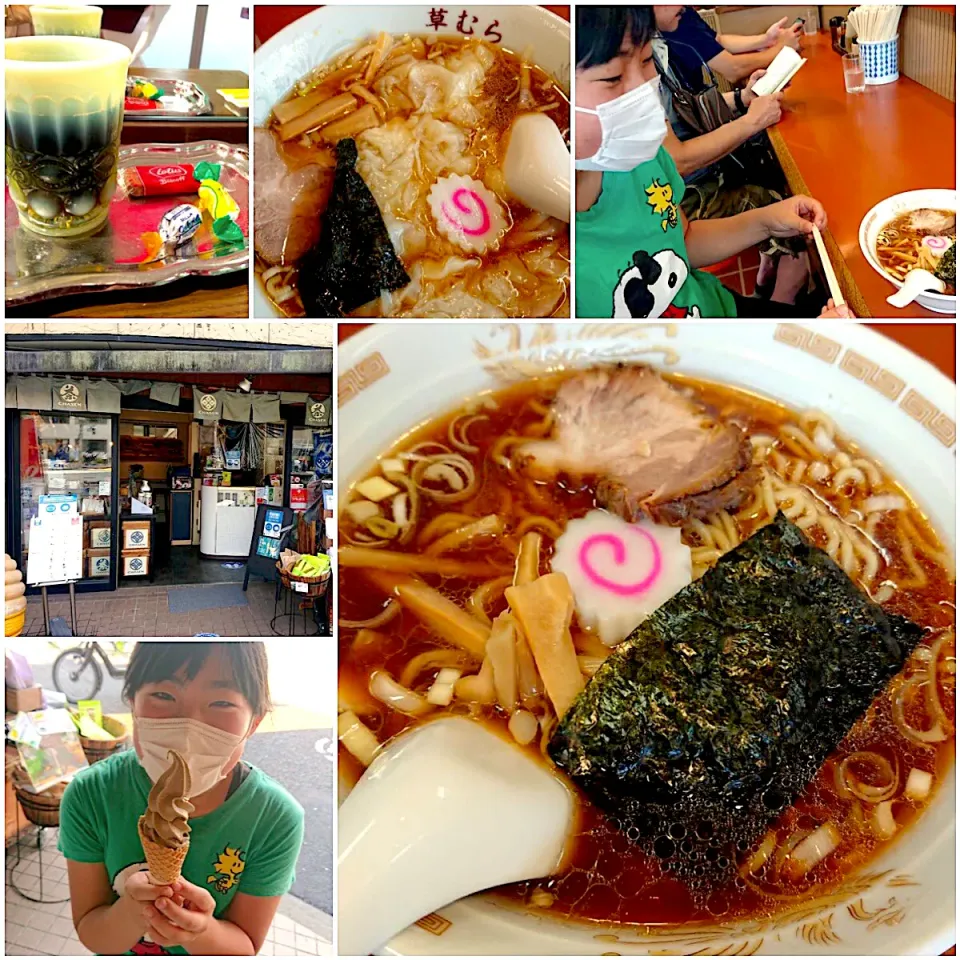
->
[750,45,805,96]
[26,511,83,585]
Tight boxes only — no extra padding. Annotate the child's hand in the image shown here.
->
[124,870,174,904]
[142,878,216,948]
[819,298,854,318]
[764,196,827,238]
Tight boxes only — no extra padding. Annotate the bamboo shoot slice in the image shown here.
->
[506,573,583,718]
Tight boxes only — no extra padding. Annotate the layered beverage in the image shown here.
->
[5,35,129,237]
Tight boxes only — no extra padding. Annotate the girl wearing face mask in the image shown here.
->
[58,642,304,955]
[575,6,851,319]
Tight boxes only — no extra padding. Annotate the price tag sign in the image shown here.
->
[293,580,308,593]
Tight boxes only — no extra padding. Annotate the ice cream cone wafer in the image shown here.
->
[138,816,189,884]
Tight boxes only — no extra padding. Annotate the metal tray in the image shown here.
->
[126,75,213,118]
[5,140,249,306]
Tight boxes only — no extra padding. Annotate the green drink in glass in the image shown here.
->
[5,35,130,237]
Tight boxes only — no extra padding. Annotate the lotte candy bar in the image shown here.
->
[159,204,202,245]
[120,164,200,198]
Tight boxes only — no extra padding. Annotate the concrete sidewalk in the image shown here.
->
[20,581,329,638]
[5,828,333,955]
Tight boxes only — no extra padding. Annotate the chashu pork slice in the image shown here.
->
[520,365,753,526]
[254,127,331,266]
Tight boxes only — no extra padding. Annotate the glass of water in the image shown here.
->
[843,53,865,93]
[803,7,819,35]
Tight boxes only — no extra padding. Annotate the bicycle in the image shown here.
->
[52,641,127,702]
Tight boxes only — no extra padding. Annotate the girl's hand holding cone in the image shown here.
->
[141,878,216,948]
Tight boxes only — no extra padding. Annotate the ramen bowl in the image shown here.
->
[859,188,957,315]
[339,322,956,956]
[252,4,571,318]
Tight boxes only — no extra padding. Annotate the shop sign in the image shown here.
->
[305,397,332,427]
[52,379,86,411]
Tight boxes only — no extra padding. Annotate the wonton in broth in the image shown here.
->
[257,33,570,318]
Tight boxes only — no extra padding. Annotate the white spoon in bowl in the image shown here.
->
[338,716,574,956]
[503,112,571,223]
[887,268,947,308]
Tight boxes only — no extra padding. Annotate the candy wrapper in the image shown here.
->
[159,204,202,245]
[120,164,200,198]
[197,180,239,222]
[128,79,164,100]
[213,217,244,243]
[125,96,160,111]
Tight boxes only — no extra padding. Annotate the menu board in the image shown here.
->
[26,495,84,585]
[243,504,295,589]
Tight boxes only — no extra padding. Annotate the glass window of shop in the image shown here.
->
[19,411,114,584]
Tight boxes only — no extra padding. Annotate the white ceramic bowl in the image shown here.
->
[338,322,956,956]
[859,189,957,315]
[252,5,571,319]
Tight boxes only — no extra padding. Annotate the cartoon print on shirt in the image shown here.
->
[208,845,245,894]
[645,178,678,231]
[611,249,702,319]
[113,862,177,955]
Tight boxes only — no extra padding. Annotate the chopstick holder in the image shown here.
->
[812,225,845,308]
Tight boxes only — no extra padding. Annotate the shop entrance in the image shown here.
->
[8,371,333,637]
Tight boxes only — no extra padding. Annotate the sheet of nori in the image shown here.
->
[297,138,410,318]
[549,513,924,882]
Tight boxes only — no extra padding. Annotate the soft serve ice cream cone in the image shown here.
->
[138,750,194,885]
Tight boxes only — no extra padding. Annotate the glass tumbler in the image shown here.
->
[5,35,130,237]
[29,5,103,37]
[803,7,819,35]
[842,52,865,93]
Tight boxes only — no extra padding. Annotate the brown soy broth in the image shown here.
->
[261,36,571,318]
[339,372,956,927]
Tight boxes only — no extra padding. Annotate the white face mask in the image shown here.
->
[137,717,246,797]
[575,76,667,172]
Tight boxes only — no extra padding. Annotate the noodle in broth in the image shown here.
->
[876,208,956,296]
[338,371,955,927]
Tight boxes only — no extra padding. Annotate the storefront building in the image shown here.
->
[5,329,332,599]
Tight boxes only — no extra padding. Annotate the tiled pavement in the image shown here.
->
[22,581,329,638]
[5,830,332,956]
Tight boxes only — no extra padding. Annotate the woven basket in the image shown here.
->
[80,714,129,764]
[14,780,66,827]
[276,561,330,596]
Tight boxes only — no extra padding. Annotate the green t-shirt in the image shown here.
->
[576,146,737,319]
[58,750,304,956]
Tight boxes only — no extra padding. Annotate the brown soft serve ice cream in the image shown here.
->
[138,750,194,884]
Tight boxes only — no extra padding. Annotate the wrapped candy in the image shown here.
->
[159,204,202,245]
[197,179,239,222]
[124,96,159,111]
[129,78,163,100]
[120,164,200,197]
[212,217,244,243]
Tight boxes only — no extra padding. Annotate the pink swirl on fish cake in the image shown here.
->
[578,527,662,597]
[441,188,491,237]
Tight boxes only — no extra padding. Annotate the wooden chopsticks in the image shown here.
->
[811,225,845,308]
